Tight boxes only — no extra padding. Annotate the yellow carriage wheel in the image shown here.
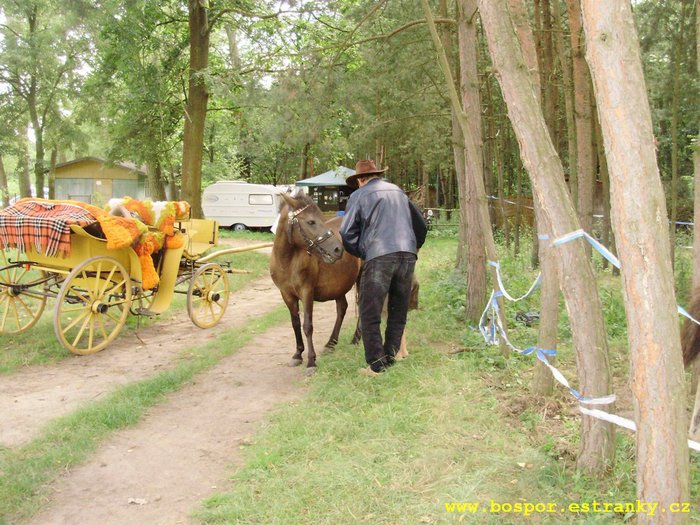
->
[54,256,132,355]
[187,263,229,328]
[0,248,47,334]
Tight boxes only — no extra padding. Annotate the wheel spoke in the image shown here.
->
[0,296,10,331]
[96,314,109,340]
[15,295,35,318]
[10,299,20,329]
[87,316,94,349]
[62,308,91,333]
[99,265,118,296]
[104,309,122,324]
[103,278,127,298]
[71,313,93,348]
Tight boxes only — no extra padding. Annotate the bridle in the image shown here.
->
[286,204,336,259]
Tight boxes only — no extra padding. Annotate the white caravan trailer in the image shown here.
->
[202,181,281,231]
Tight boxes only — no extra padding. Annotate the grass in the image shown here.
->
[0,302,290,524]
[195,235,700,524]
[0,249,270,374]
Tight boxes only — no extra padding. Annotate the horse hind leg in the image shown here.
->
[351,318,362,345]
[324,296,348,352]
[283,295,304,367]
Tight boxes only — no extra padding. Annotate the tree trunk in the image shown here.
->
[146,158,167,201]
[567,0,594,240]
[0,156,9,207]
[421,0,510,355]
[453,115,469,271]
[457,0,487,324]
[48,148,57,200]
[18,127,32,198]
[181,0,210,218]
[668,2,688,269]
[224,23,241,69]
[688,0,700,444]
[478,0,614,474]
[552,0,578,195]
[581,1,690,518]
[514,166,522,256]
[508,0,559,396]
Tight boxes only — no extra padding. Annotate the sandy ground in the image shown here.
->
[3,239,357,525]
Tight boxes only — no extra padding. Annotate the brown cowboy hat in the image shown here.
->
[345,159,388,188]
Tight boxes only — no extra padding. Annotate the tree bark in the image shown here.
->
[48,148,57,200]
[567,0,594,240]
[146,158,167,201]
[181,0,210,218]
[0,156,9,208]
[18,127,32,198]
[668,1,689,268]
[581,1,689,518]
[508,0,558,396]
[478,0,614,474]
[689,0,700,444]
[457,0,487,324]
[421,0,510,354]
[552,0,578,196]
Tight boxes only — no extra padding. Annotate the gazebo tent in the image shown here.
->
[295,166,355,212]
[295,166,355,187]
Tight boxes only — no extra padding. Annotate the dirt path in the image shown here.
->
[4,238,357,525]
[24,286,352,525]
[0,245,279,448]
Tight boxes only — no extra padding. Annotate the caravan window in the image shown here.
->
[249,194,273,205]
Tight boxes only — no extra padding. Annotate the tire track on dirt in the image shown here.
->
[24,289,355,525]
[0,247,279,448]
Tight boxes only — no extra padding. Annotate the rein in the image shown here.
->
[286,204,336,258]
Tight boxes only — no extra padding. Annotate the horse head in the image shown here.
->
[279,192,344,264]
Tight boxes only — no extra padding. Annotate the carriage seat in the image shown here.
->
[178,218,219,259]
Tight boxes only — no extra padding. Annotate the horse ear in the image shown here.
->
[279,192,298,209]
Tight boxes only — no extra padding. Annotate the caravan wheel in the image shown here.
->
[231,223,247,232]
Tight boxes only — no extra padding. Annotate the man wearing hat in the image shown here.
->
[340,159,423,375]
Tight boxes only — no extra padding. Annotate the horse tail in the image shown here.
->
[681,288,700,366]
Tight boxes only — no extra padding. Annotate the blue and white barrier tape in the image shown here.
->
[488,260,542,303]
[482,227,700,451]
[478,288,615,405]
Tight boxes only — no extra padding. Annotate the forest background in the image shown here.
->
[0,0,695,226]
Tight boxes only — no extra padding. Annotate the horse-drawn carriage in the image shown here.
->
[0,197,266,355]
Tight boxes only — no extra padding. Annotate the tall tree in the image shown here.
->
[507,0,559,396]
[477,0,614,474]
[181,0,211,217]
[0,1,90,198]
[420,0,511,354]
[567,0,594,240]
[581,1,690,519]
[456,0,487,323]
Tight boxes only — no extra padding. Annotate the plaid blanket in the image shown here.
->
[0,200,98,257]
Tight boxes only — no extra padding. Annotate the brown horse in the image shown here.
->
[270,192,361,373]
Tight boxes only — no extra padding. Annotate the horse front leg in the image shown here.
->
[282,293,304,367]
[301,291,317,374]
[325,295,348,352]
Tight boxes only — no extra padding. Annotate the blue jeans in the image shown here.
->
[359,252,417,372]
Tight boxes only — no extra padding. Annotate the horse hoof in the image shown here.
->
[304,367,317,376]
[288,358,303,367]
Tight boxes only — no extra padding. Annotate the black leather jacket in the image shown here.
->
[340,178,417,261]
